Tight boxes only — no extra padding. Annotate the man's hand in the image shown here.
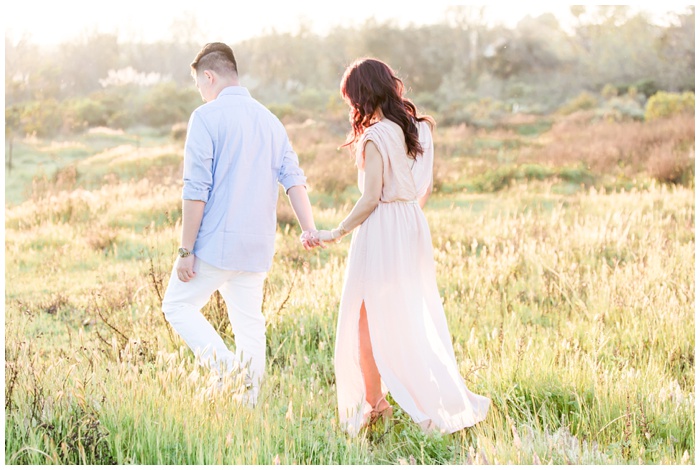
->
[300,230,325,250]
[176,255,196,282]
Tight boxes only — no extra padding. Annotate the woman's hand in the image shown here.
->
[317,229,341,243]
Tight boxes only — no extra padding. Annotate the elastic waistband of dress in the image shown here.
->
[380,199,418,204]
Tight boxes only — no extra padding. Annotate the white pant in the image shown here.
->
[161,257,267,391]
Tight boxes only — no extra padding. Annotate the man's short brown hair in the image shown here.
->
[191,42,238,76]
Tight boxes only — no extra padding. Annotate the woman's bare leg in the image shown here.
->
[359,301,386,408]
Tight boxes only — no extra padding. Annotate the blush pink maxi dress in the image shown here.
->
[334,119,490,435]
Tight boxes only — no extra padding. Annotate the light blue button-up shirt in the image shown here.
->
[182,86,307,272]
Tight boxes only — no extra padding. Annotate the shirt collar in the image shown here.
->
[217,86,251,98]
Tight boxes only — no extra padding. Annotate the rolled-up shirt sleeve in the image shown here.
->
[278,138,307,193]
[182,111,213,202]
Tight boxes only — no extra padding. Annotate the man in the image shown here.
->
[162,42,318,406]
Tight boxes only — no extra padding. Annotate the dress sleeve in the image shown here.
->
[355,126,379,170]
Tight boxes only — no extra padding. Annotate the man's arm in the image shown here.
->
[278,136,320,249]
[177,199,205,282]
[177,111,212,282]
[287,186,316,233]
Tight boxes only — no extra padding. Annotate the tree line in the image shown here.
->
[5,5,695,138]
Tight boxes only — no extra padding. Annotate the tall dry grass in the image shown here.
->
[6,185,695,464]
[4,117,695,464]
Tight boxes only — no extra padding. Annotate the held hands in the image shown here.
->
[300,230,325,250]
[299,226,347,250]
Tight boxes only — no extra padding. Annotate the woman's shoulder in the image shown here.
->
[363,120,387,134]
[416,118,433,132]
[355,123,388,167]
[359,122,385,144]
[417,119,433,142]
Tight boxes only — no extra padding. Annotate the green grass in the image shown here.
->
[4,125,695,465]
[4,129,176,205]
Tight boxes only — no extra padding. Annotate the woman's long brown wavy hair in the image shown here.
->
[340,58,435,159]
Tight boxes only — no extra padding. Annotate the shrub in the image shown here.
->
[557,92,599,115]
[601,84,618,100]
[88,88,139,130]
[20,99,64,137]
[459,97,508,128]
[645,92,695,121]
[291,88,333,112]
[600,97,646,122]
[632,79,659,99]
[142,82,199,128]
[542,113,695,183]
[647,141,695,185]
[171,122,188,142]
[268,103,295,121]
[65,98,108,132]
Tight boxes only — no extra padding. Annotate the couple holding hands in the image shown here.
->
[161,42,489,435]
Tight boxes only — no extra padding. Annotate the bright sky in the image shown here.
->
[4,1,692,45]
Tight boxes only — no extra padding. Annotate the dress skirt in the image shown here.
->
[334,199,490,435]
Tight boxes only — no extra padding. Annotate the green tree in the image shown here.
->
[59,33,121,96]
[482,14,565,96]
[20,99,63,137]
[655,6,695,91]
[142,81,200,127]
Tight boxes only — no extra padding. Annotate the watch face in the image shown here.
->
[178,248,190,257]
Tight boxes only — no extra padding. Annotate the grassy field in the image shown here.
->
[4,115,695,464]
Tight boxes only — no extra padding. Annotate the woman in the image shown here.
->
[311,58,490,435]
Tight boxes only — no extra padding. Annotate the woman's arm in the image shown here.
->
[319,140,383,241]
[418,175,432,209]
[418,120,434,209]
